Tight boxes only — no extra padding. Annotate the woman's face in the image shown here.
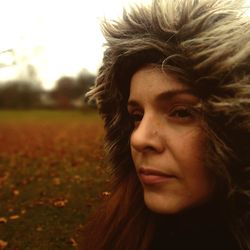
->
[128,66,214,214]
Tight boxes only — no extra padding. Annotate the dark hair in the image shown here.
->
[83,0,250,249]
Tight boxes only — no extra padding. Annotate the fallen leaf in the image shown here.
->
[0,218,7,224]
[70,238,78,247]
[21,209,26,215]
[36,226,43,232]
[73,175,81,181]
[9,215,20,220]
[102,191,111,198]
[13,190,20,196]
[52,177,61,185]
[53,199,68,208]
[0,172,9,185]
[0,240,8,249]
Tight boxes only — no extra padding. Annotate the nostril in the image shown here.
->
[143,145,157,152]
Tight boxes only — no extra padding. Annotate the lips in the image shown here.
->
[138,167,176,185]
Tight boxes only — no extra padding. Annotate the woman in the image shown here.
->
[82,0,250,249]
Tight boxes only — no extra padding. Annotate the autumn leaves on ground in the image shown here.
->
[0,110,109,250]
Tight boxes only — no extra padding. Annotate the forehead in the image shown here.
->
[128,66,192,103]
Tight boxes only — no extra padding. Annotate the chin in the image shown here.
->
[145,199,184,215]
[143,191,204,215]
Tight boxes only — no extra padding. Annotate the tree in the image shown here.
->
[75,69,96,97]
[50,76,76,109]
[0,80,42,109]
[50,70,96,109]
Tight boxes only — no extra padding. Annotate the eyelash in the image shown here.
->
[128,105,199,127]
[168,106,198,121]
[129,112,143,125]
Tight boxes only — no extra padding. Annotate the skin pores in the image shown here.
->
[128,66,214,214]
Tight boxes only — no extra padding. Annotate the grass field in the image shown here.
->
[0,110,109,250]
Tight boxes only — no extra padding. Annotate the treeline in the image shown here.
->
[0,71,96,109]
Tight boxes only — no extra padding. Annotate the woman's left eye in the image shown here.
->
[168,106,197,121]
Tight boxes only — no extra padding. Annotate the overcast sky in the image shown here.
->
[0,0,150,89]
[0,0,248,90]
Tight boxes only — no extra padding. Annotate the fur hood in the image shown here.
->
[87,0,249,247]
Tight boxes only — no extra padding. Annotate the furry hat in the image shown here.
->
[87,0,249,248]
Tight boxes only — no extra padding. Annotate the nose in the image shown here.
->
[130,115,165,153]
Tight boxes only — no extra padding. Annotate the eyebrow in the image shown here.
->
[127,89,196,107]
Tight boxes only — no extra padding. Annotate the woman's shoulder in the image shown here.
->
[150,214,241,250]
[150,229,240,250]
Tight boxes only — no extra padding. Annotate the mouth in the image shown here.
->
[138,167,177,185]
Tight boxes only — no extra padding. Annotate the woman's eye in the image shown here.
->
[169,106,197,121]
[129,113,143,126]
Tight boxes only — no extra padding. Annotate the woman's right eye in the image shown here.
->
[129,112,143,127]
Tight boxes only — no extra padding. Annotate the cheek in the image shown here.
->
[130,144,137,165]
[179,131,215,199]
[130,144,135,158]
[179,128,205,160]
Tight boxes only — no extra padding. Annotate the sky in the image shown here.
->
[0,0,149,89]
[0,0,249,90]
